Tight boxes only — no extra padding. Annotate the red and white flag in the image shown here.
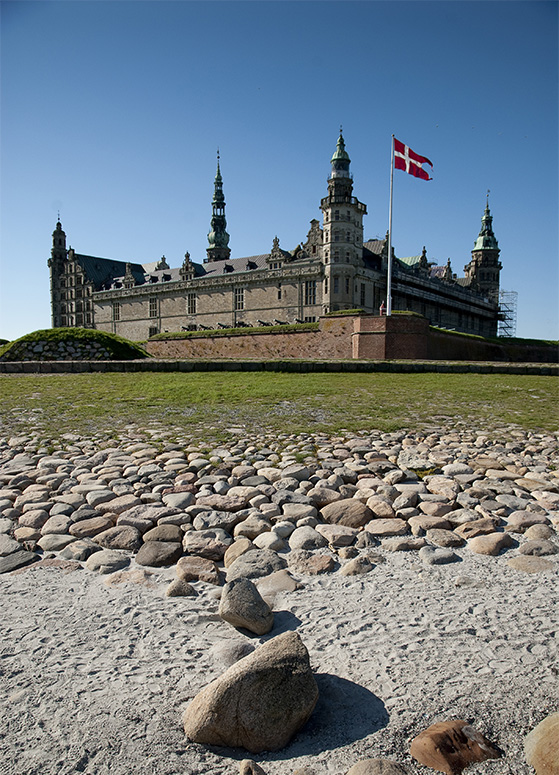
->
[394,138,433,180]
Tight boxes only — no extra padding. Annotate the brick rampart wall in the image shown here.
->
[143,314,558,363]
[145,316,355,360]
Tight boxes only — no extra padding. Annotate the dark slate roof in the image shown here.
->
[75,255,146,290]
[200,254,271,277]
[363,239,385,256]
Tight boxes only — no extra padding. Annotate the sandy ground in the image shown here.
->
[1,544,557,775]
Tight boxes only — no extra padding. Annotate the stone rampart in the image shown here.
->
[144,314,558,364]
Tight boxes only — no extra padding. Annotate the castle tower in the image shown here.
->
[206,152,231,263]
[464,196,502,303]
[48,218,67,327]
[320,131,367,310]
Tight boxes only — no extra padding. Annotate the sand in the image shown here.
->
[1,544,557,775]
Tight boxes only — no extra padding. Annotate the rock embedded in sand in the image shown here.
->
[219,577,274,635]
[507,555,555,573]
[524,711,559,774]
[85,549,129,574]
[410,719,501,774]
[182,631,318,752]
[468,532,514,556]
[239,760,267,775]
[176,555,220,584]
[346,759,409,775]
[135,540,183,567]
[226,548,287,581]
[419,546,459,565]
[165,578,196,597]
[519,539,558,556]
[340,555,376,576]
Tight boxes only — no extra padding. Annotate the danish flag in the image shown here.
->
[394,138,433,180]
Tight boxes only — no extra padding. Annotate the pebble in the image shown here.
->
[0,426,557,588]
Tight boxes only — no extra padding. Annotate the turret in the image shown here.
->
[206,151,231,262]
[51,218,67,260]
[48,218,68,327]
[320,131,367,311]
[464,195,502,302]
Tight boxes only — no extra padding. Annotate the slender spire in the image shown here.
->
[207,150,230,262]
[329,129,351,178]
[473,195,499,251]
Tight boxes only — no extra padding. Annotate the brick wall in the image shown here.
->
[145,314,558,363]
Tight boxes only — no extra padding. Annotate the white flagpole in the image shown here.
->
[386,134,395,316]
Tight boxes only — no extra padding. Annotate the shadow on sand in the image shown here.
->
[213,672,388,762]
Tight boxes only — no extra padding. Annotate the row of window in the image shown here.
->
[110,278,366,322]
[324,209,352,223]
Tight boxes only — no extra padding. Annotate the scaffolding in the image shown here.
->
[498,290,518,337]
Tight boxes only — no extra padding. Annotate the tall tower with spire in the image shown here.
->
[320,130,367,310]
[48,218,68,327]
[464,195,502,302]
[206,152,231,263]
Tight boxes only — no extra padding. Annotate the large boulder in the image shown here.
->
[525,712,559,775]
[219,578,274,635]
[182,631,318,752]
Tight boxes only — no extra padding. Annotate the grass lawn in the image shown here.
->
[0,372,557,444]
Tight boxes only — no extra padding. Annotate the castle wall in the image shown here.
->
[144,314,557,363]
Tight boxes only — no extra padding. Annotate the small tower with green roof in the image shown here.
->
[464,195,502,303]
[320,130,367,311]
[206,151,231,263]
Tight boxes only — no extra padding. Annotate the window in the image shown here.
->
[324,277,328,294]
[346,251,350,263]
[304,316,317,322]
[187,292,196,315]
[234,287,245,310]
[112,302,121,321]
[334,210,339,221]
[360,283,366,307]
[345,277,350,294]
[149,297,158,318]
[277,283,282,300]
[304,280,316,306]
[333,276,339,294]
[148,326,158,338]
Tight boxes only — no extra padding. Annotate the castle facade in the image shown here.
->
[48,133,502,340]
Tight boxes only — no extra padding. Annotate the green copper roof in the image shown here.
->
[473,202,499,251]
[330,132,350,164]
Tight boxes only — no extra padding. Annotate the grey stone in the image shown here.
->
[219,578,274,635]
[59,538,102,561]
[320,498,374,528]
[85,549,130,573]
[0,550,39,574]
[182,631,318,753]
[183,528,233,560]
[166,578,197,597]
[519,539,558,556]
[288,525,328,551]
[136,540,183,567]
[0,534,23,556]
[37,534,77,551]
[226,548,287,581]
[419,546,459,565]
[94,525,142,552]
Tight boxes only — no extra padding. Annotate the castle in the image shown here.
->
[48,133,502,340]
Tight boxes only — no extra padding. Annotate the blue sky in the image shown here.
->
[1,0,557,341]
